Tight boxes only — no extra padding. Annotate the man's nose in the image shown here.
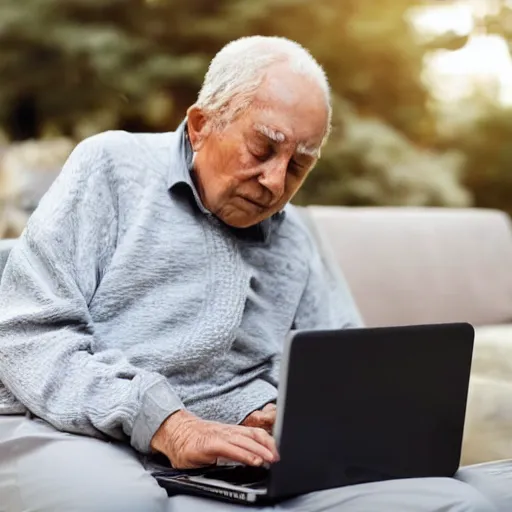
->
[258,162,287,200]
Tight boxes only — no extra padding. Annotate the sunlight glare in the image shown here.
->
[411,1,512,105]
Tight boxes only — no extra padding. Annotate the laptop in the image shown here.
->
[151,322,474,505]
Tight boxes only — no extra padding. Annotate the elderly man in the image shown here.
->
[0,36,508,512]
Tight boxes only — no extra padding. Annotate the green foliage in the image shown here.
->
[0,0,434,140]
[1,0,511,213]
[0,0,214,135]
[295,98,470,207]
[451,106,512,216]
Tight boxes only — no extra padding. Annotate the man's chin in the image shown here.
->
[219,216,263,229]
[214,198,278,228]
[216,210,269,229]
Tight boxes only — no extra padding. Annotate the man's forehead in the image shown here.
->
[253,123,320,157]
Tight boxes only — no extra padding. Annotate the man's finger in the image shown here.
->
[216,440,263,466]
[261,404,276,419]
[260,410,276,423]
[255,411,276,430]
[248,411,266,423]
[245,427,279,461]
[228,431,276,463]
[241,412,263,429]
[262,403,276,413]
[210,435,268,466]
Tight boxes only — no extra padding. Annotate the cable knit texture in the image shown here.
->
[0,128,362,454]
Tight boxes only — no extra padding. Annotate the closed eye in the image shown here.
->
[250,146,274,163]
[288,159,305,174]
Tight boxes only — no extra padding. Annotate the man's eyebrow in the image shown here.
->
[253,123,320,158]
[296,142,320,158]
[253,124,286,143]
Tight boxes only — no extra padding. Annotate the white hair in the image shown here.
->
[195,36,332,137]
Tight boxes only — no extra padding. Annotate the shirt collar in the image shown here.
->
[168,119,209,215]
[168,119,285,243]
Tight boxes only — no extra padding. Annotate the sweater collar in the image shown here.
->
[169,119,285,243]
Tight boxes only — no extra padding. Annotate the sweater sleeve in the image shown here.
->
[293,221,364,331]
[263,216,364,388]
[0,135,183,454]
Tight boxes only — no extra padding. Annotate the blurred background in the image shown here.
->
[1,0,512,238]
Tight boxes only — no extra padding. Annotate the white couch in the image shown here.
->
[306,206,512,465]
[1,206,511,465]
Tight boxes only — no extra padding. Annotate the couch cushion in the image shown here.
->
[461,325,512,465]
[470,325,512,380]
[307,206,512,327]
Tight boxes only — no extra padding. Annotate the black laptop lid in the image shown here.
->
[269,323,474,500]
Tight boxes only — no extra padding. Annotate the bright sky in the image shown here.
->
[410,0,512,105]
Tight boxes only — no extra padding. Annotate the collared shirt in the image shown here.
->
[168,120,284,243]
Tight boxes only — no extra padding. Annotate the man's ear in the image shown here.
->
[186,105,211,151]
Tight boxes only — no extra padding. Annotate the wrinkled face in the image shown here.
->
[187,67,329,228]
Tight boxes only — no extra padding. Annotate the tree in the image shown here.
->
[449,104,512,216]
[295,98,470,207]
[0,0,435,139]
[0,0,475,211]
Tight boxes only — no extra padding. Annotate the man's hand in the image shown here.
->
[241,403,277,434]
[150,410,279,469]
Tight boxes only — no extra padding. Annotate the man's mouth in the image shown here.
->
[239,196,269,209]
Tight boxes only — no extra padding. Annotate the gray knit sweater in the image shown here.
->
[0,124,362,454]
